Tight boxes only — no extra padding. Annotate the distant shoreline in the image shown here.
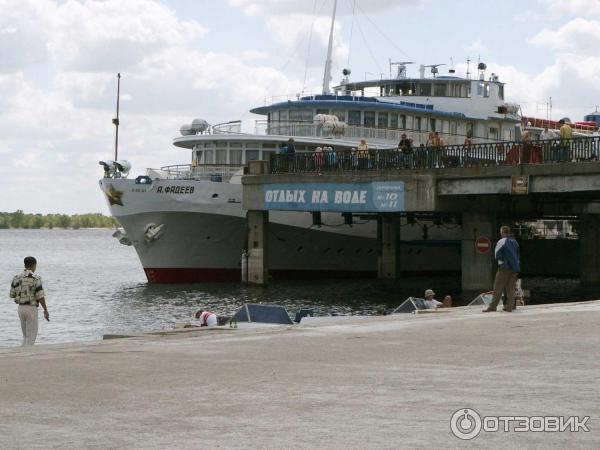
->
[0,211,117,229]
[0,227,115,230]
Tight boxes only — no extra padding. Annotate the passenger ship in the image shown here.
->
[99,2,547,283]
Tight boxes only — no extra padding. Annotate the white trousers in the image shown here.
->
[18,304,38,346]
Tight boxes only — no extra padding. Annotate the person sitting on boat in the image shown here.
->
[423,289,452,309]
[194,310,218,327]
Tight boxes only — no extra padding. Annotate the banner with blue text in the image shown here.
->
[262,182,404,212]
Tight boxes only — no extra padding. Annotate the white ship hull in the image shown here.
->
[100,177,460,283]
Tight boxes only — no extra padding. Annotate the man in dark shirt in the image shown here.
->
[398,133,412,168]
[286,138,296,156]
[483,226,521,312]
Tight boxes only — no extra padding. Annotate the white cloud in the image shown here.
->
[0,0,208,72]
[537,0,600,18]
[0,0,302,214]
[229,0,422,73]
[240,49,269,61]
[464,39,486,53]
[230,0,422,17]
[460,54,600,120]
[528,18,600,52]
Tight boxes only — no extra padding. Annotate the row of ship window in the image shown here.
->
[269,110,465,132]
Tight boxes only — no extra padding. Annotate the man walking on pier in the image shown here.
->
[9,256,49,346]
[483,226,520,312]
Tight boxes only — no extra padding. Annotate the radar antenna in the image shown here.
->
[424,64,445,78]
[389,60,415,79]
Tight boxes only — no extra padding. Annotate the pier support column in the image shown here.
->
[461,212,496,291]
[378,215,400,278]
[246,210,269,285]
[579,214,600,285]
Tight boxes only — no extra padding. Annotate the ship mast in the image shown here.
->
[113,73,121,161]
[321,0,338,95]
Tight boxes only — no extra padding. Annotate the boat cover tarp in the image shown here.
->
[232,303,293,325]
[392,297,427,314]
[468,292,494,306]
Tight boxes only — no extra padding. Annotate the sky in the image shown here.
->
[1,0,599,214]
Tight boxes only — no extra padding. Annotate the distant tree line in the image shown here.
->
[0,211,118,229]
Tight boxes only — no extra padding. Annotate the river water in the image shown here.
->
[1,229,597,347]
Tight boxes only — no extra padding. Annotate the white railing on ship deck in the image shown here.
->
[152,164,243,181]
[212,120,242,134]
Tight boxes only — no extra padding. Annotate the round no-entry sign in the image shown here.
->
[475,236,491,254]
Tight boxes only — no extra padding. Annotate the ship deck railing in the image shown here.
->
[269,136,600,173]
[153,164,243,181]
[253,120,472,147]
[204,119,530,147]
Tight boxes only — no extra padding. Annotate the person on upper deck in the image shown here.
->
[540,126,555,140]
[286,138,296,156]
[398,133,412,153]
[358,139,368,152]
[559,119,572,162]
[314,146,324,173]
[521,130,531,164]
[398,133,413,168]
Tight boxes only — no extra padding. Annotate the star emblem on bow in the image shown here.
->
[105,184,124,206]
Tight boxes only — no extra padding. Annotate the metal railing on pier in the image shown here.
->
[270,136,600,173]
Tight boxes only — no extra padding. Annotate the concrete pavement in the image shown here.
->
[1,301,599,449]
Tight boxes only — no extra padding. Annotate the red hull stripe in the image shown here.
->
[143,268,460,283]
[144,267,376,283]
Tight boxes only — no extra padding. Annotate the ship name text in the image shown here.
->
[156,186,195,194]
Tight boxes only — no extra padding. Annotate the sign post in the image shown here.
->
[475,236,492,254]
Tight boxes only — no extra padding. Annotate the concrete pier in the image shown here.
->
[579,214,600,285]
[246,210,269,285]
[244,159,600,288]
[1,301,599,449]
[377,215,400,278]
[461,212,496,291]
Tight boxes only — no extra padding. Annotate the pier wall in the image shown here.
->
[243,159,600,287]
